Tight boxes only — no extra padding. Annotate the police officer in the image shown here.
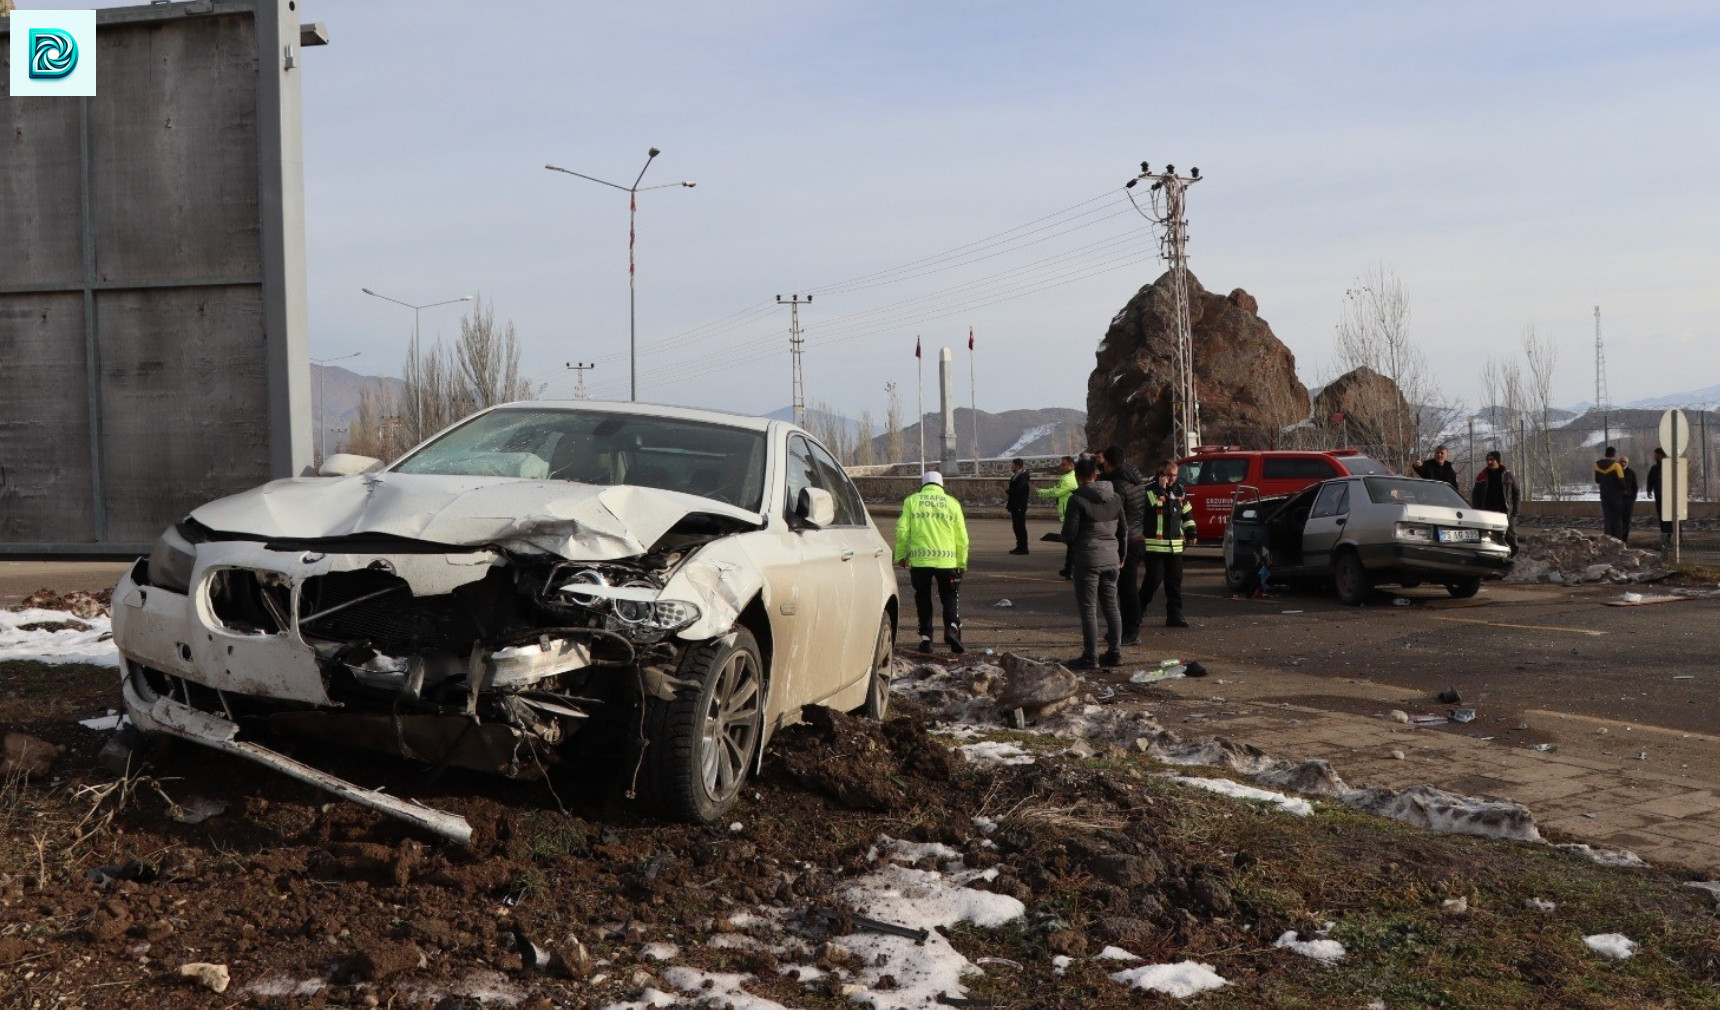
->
[1141,459,1196,628]
[894,471,970,654]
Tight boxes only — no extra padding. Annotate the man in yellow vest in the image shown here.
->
[894,471,970,654]
[1141,458,1197,628]
[1036,456,1078,579]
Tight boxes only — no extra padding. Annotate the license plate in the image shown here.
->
[1437,528,1480,543]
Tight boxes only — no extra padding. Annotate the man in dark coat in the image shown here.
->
[1060,457,1125,670]
[1646,447,1672,552]
[1141,459,1197,628]
[1100,445,1148,646]
[1411,445,1459,492]
[1620,455,1639,546]
[1472,450,1521,554]
[1595,446,1626,540]
[1006,458,1031,555]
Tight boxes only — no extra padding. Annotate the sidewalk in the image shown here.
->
[1141,664,1720,874]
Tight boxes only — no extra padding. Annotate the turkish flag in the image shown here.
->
[914,337,921,359]
[968,327,974,351]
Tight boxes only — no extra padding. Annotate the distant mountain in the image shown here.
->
[311,364,405,453]
[1623,384,1720,409]
[884,407,1087,464]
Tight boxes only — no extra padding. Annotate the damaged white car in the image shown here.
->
[112,402,898,843]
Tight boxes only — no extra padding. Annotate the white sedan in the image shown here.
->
[112,402,898,842]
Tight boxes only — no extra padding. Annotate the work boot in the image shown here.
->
[1066,655,1098,670]
[1099,651,1122,668]
[945,623,965,655]
[1121,634,1142,647]
[918,637,934,654]
[1166,616,1189,628]
[1009,547,1029,555]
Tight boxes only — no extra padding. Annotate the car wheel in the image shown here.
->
[1223,560,1248,593]
[1446,577,1482,599]
[859,612,894,720]
[641,628,763,823]
[1333,550,1371,606]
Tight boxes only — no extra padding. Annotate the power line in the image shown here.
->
[777,295,811,426]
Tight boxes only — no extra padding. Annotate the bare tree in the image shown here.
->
[883,382,904,465]
[1333,264,1439,466]
[807,400,855,463]
[457,295,535,410]
[853,409,877,466]
[344,382,406,461]
[1523,324,1559,500]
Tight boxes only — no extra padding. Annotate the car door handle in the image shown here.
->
[841,550,856,561]
[1335,518,1346,525]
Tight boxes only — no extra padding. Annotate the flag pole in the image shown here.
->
[915,336,925,473]
[968,327,978,476]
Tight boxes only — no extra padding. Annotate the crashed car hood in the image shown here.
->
[189,473,765,560]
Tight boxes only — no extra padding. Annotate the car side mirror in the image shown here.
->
[319,453,384,477]
[795,487,836,528]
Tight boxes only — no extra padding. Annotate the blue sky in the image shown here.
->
[28,1,1720,416]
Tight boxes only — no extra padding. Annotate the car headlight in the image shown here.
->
[1395,523,1434,541]
[146,524,197,593]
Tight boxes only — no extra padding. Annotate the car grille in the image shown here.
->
[208,569,292,635]
[298,570,477,654]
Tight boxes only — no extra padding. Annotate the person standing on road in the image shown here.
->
[1411,445,1459,492]
[1061,457,1125,669]
[893,471,969,655]
[1595,446,1626,540]
[1472,450,1521,554]
[1141,459,1196,628]
[1099,445,1148,646]
[1006,458,1031,555]
[1646,447,1673,552]
[1037,456,1078,578]
[1620,455,1639,546]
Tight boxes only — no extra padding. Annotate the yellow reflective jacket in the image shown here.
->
[1035,470,1078,520]
[893,484,970,569]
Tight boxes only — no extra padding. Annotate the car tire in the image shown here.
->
[1333,550,1371,606]
[640,627,763,823]
[1223,560,1248,593]
[1446,577,1482,599]
[858,612,894,720]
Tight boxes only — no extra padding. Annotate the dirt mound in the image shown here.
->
[9,587,112,618]
[763,704,960,810]
[1507,528,1668,584]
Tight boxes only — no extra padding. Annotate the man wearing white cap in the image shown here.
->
[894,471,970,654]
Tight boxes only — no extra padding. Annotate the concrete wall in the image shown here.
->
[0,0,311,554]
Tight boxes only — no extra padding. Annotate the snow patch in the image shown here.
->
[841,863,1025,930]
[1275,930,1345,963]
[1342,784,1541,842]
[0,609,119,668]
[1169,775,1314,816]
[1583,933,1638,959]
[1556,843,1648,868]
[1109,961,1229,998]
[958,740,1036,766]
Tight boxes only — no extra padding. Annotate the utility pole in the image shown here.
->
[1127,162,1203,456]
[566,361,596,400]
[1595,306,1610,446]
[777,294,811,427]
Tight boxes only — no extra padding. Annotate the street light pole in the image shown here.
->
[546,149,695,401]
[310,351,361,466]
[361,288,473,441]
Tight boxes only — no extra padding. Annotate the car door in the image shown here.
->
[1302,480,1352,573]
[806,439,889,694]
[774,434,855,708]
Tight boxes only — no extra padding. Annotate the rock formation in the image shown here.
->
[1311,366,1415,458]
[1086,271,1309,465]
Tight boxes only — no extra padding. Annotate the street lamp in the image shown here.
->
[311,351,361,466]
[360,288,473,440]
[546,148,695,401]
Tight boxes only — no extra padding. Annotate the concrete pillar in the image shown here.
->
[939,347,957,473]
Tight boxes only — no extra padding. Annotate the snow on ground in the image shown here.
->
[1275,930,1346,963]
[956,740,1036,765]
[1167,775,1314,817]
[1583,933,1639,959]
[1108,961,1229,998]
[1557,843,1649,868]
[638,942,679,961]
[1342,784,1542,843]
[841,863,1025,930]
[1000,422,1059,458]
[0,609,119,668]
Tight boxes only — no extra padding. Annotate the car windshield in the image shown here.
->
[1339,455,1393,475]
[392,408,770,510]
[1363,476,1467,508]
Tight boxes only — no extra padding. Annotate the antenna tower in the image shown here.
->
[1127,162,1204,455]
[777,295,812,427]
[1593,306,1608,411]
[566,361,596,399]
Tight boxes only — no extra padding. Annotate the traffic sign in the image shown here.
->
[1658,408,1690,457]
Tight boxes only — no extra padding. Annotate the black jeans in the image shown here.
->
[909,567,961,639]
[1009,507,1028,550]
[1118,541,1144,637]
[1073,564,1121,659]
[1141,551,1184,621]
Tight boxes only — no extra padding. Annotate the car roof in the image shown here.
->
[1178,448,1368,460]
[486,400,779,434]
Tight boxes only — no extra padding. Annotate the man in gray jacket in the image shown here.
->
[1060,457,1126,670]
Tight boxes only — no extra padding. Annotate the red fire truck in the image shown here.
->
[1175,446,1394,544]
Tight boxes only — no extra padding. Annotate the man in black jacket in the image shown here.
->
[1100,446,1148,645]
[1006,458,1031,554]
[1646,447,1672,552]
[1060,457,1125,670]
[1472,450,1521,554]
[1595,447,1626,540]
[1411,445,1459,491]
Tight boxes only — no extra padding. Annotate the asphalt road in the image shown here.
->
[900,516,1720,739]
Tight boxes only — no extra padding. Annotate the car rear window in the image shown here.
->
[1363,477,1467,508]
[1262,457,1338,480]
[1337,455,1393,476]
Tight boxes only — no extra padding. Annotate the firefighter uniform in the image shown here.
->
[1141,479,1196,627]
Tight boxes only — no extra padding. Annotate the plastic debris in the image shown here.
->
[1392,597,1412,607]
[1437,687,1462,704]
[1183,661,1208,678]
[993,599,1013,608]
[1449,708,1477,724]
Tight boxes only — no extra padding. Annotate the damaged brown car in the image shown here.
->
[112,402,899,843]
